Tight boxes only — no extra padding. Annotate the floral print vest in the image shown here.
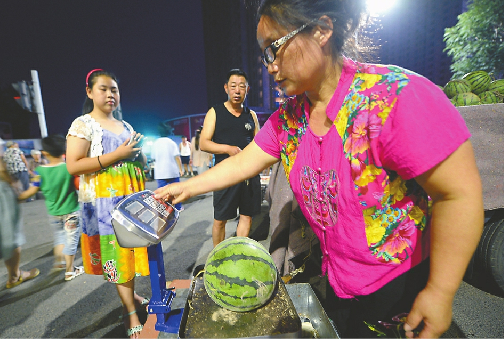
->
[278,61,430,268]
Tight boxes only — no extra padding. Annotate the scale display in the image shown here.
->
[111,190,180,248]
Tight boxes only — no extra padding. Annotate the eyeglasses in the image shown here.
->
[261,21,313,67]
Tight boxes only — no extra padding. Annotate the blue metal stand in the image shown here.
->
[147,242,183,333]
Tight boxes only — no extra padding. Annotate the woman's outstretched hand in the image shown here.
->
[154,182,191,205]
[115,133,143,160]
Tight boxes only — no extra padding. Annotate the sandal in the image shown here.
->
[6,268,40,289]
[65,266,85,281]
[134,290,150,306]
[124,309,143,338]
[50,262,66,273]
[119,296,150,319]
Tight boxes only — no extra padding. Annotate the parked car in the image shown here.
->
[459,103,504,294]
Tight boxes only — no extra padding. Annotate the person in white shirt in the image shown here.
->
[190,127,212,176]
[151,126,183,210]
[179,136,193,177]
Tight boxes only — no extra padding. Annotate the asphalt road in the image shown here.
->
[1,180,503,338]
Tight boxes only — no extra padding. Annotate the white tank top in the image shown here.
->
[180,141,191,156]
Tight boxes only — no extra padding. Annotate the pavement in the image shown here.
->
[1,179,503,338]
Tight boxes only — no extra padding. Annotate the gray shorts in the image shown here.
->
[48,211,81,255]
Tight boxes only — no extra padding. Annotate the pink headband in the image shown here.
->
[86,69,104,87]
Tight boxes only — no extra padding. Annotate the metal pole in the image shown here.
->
[30,70,48,138]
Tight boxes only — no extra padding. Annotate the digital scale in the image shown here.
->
[111,190,338,338]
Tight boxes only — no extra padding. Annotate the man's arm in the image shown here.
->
[199,107,241,156]
[154,141,278,203]
[250,110,260,136]
[20,152,33,175]
[175,155,183,177]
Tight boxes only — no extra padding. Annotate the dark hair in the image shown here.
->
[226,69,249,84]
[82,69,119,115]
[41,134,66,157]
[257,0,369,61]
[158,123,170,137]
[195,127,203,150]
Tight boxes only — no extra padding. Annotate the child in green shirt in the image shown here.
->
[32,135,84,281]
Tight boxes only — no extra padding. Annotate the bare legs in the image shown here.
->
[212,215,252,247]
[182,164,193,176]
[53,244,65,268]
[236,215,252,237]
[212,220,227,247]
[5,247,21,284]
[64,254,75,273]
[116,279,143,339]
[4,247,39,287]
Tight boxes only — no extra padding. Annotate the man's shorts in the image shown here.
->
[213,175,261,220]
[180,156,190,165]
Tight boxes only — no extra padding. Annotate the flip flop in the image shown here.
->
[119,295,150,320]
[64,266,85,281]
[124,309,143,338]
[6,268,40,289]
[133,290,150,306]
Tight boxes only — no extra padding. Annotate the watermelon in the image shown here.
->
[204,237,278,312]
[487,79,504,95]
[462,71,491,95]
[443,79,471,99]
[479,91,503,104]
[452,92,481,106]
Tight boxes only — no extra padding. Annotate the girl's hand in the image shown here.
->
[115,133,143,160]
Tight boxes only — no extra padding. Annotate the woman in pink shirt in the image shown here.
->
[155,0,483,337]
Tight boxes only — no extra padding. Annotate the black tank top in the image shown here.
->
[212,103,256,164]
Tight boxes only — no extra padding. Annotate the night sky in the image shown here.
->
[0,1,208,137]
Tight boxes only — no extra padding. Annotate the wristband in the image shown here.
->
[97,156,105,170]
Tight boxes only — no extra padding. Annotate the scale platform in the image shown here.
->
[157,278,338,338]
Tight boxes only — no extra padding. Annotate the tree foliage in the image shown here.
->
[444,0,504,79]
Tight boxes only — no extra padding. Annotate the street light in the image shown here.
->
[366,0,398,17]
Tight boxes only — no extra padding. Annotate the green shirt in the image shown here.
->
[35,163,79,216]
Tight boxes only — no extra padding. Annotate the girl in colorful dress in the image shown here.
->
[66,69,149,339]
[154,1,484,338]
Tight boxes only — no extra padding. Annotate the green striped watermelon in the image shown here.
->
[452,92,481,106]
[462,71,491,95]
[479,91,503,104]
[204,237,278,312]
[487,79,504,95]
[443,79,471,99]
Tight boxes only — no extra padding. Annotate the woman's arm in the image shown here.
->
[405,140,484,338]
[66,134,142,176]
[154,141,278,203]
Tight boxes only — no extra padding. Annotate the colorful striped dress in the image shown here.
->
[67,114,149,284]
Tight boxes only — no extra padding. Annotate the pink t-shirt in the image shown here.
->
[255,58,471,298]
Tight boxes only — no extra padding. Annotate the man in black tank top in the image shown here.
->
[200,69,262,247]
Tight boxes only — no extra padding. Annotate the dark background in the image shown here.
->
[0,0,208,137]
[0,0,466,140]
